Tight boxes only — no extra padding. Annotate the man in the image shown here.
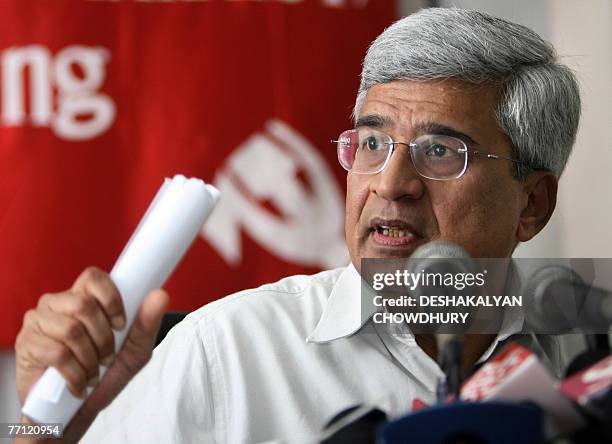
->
[14,8,580,443]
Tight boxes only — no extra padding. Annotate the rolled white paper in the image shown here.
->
[22,175,220,426]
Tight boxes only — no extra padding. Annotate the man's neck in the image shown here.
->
[415,333,497,372]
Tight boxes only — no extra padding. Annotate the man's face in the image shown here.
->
[345,79,526,270]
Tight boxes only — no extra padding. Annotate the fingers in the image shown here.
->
[72,267,126,329]
[16,266,127,401]
[16,264,171,410]
[25,308,100,382]
[39,291,116,364]
[16,325,90,398]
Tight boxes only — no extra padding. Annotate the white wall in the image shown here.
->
[548,0,612,260]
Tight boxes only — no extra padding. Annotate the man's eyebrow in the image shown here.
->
[354,114,392,129]
[356,117,479,145]
[415,122,478,146]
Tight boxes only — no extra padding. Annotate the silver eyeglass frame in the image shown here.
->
[332,129,531,181]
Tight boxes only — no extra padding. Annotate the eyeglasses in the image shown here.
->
[332,128,529,180]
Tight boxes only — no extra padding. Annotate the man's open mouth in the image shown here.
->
[369,218,424,246]
[375,225,413,238]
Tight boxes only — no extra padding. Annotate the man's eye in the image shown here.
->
[426,144,452,157]
[362,136,383,151]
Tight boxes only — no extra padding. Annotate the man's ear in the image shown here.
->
[516,171,558,242]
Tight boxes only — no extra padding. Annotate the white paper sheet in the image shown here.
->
[22,175,220,426]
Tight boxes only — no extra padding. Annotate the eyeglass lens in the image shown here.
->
[336,128,468,180]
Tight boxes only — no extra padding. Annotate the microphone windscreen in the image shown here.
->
[408,240,475,279]
[411,240,471,260]
[523,265,585,332]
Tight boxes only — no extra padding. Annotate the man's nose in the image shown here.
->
[370,146,425,201]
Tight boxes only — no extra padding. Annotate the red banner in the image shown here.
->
[0,0,396,348]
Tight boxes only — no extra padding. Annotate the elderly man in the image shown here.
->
[15,7,580,444]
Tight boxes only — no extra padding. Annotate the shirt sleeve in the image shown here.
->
[80,315,216,443]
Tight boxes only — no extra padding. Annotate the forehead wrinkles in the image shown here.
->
[360,81,506,151]
[360,83,467,132]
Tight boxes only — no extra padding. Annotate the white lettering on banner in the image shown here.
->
[1,45,116,140]
[201,119,349,269]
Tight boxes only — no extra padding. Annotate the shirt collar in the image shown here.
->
[307,259,526,348]
[307,263,379,344]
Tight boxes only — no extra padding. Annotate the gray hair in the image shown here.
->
[354,8,581,178]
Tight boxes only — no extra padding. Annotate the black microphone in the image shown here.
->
[523,265,611,378]
[565,347,610,378]
[523,265,612,333]
[560,354,612,442]
[409,241,476,400]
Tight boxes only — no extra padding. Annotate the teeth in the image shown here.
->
[378,226,411,237]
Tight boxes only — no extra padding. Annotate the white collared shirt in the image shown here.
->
[81,264,564,443]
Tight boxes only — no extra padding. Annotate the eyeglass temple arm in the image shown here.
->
[471,150,530,166]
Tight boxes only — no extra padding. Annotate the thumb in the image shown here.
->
[81,290,170,416]
[125,289,170,350]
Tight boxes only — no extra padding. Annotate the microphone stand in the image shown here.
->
[436,334,463,401]
[566,333,610,377]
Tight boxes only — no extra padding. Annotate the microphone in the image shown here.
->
[409,241,475,400]
[560,354,612,442]
[461,342,585,437]
[565,348,611,378]
[523,265,612,333]
[331,342,590,443]
[434,333,463,401]
[560,354,612,421]
[523,265,611,378]
[372,342,588,444]
[409,241,475,287]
